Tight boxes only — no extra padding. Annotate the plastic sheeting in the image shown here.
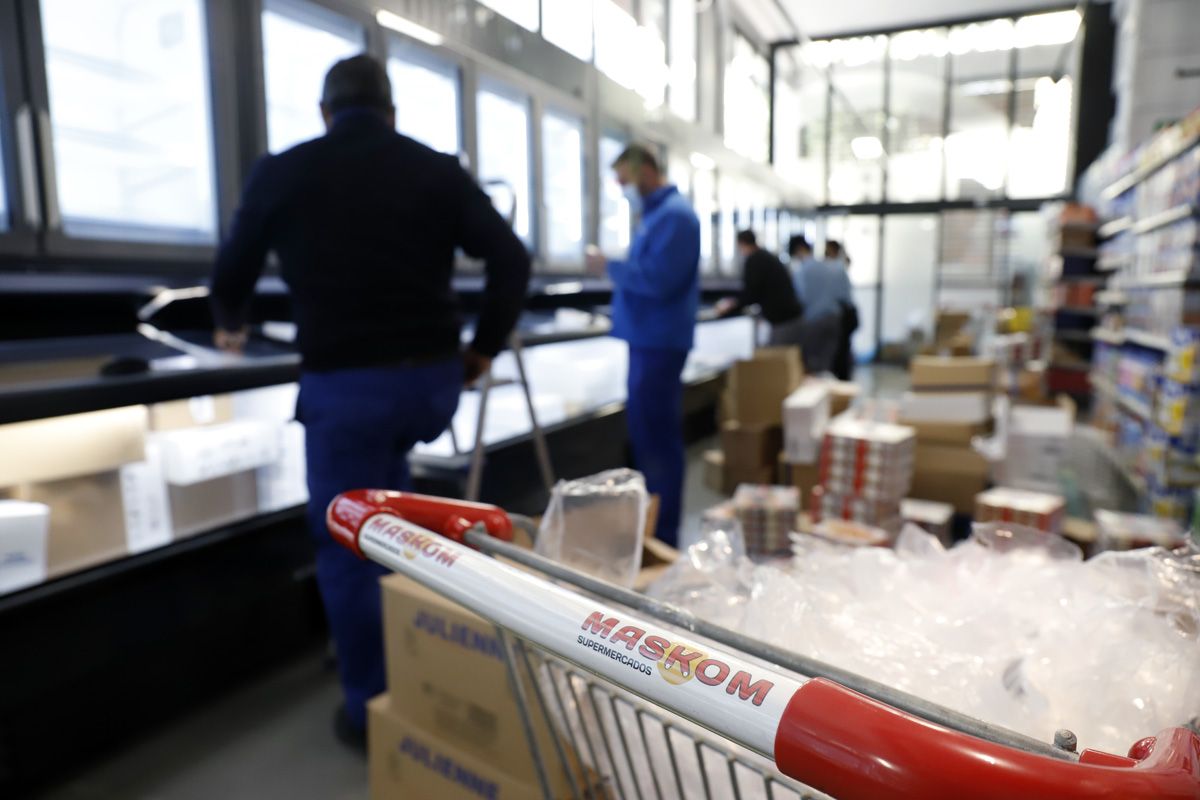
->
[648,521,1200,754]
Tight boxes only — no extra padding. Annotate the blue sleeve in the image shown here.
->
[607,208,699,299]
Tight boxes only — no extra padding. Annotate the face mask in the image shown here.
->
[621,184,643,214]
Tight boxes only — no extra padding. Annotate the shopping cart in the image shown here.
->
[328,489,1200,800]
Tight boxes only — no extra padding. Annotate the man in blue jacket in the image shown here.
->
[587,144,700,547]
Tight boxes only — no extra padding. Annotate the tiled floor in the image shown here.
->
[42,366,901,799]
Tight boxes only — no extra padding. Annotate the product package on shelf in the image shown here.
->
[810,486,901,531]
[731,484,799,557]
[974,487,1065,533]
[1093,509,1188,552]
[0,500,49,595]
[812,419,915,533]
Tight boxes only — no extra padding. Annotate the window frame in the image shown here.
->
[475,74,537,254]
[0,2,39,256]
[19,0,241,265]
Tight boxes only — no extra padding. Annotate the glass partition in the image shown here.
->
[388,41,461,156]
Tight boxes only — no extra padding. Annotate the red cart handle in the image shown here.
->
[776,678,1200,799]
[326,489,512,558]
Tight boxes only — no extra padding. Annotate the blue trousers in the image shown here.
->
[299,359,462,731]
[626,347,688,547]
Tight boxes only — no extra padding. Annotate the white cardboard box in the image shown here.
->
[0,500,49,594]
[119,442,174,554]
[156,421,284,486]
[899,391,992,424]
[257,421,308,513]
[783,382,830,464]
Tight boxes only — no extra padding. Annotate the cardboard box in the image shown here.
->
[369,695,581,800]
[899,391,992,424]
[0,500,49,594]
[778,455,821,500]
[148,394,235,431]
[910,444,991,514]
[828,380,859,417]
[703,449,724,493]
[720,422,782,470]
[783,383,830,464]
[934,311,971,344]
[119,443,174,554]
[910,357,995,390]
[156,421,283,486]
[901,498,955,545]
[0,405,147,488]
[169,471,260,539]
[900,419,991,446]
[975,487,1065,533]
[382,574,574,790]
[15,472,128,579]
[725,348,804,426]
[257,421,308,513]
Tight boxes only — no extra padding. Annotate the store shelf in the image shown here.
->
[1094,290,1127,306]
[1090,372,1118,397]
[1117,392,1154,421]
[1096,253,1134,272]
[1054,329,1093,344]
[1124,328,1172,351]
[1112,270,1200,289]
[1090,327,1125,345]
[1100,131,1200,201]
[1098,216,1134,238]
[1132,204,1197,235]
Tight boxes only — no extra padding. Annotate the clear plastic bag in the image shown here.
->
[535,469,647,587]
[645,519,1200,753]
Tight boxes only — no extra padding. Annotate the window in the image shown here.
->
[40,0,217,242]
[598,134,630,257]
[595,0,667,107]
[882,215,938,343]
[543,0,592,61]
[388,42,461,155]
[825,214,881,361]
[477,81,532,245]
[887,28,947,202]
[724,34,770,163]
[773,49,826,202]
[477,0,538,32]
[945,20,1013,201]
[826,36,887,204]
[262,0,363,155]
[541,109,585,268]
[668,0,696,120]
[692,164,715,271]
[1008,12,1079,198]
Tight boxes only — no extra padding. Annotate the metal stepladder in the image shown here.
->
[447,329,557,502]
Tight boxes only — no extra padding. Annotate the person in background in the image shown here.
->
[825,239,858,381]
[585,144,700,548]
[716,230,804,346]
[209,55,531,750]
[791,236,852,375]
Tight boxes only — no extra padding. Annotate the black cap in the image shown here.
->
[321,54,393,114]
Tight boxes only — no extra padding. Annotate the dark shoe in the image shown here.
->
[333,706,367,757]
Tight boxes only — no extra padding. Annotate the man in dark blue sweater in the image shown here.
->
[587,145,700,546]
[209,55,530,747]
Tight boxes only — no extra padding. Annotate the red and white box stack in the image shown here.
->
[812,419,916,535]
[974,487,1065,533]
[731,484,800,557]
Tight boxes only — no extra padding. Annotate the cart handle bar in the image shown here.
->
[329,491,1200,800]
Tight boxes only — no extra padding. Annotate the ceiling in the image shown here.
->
[776,0,1077,39]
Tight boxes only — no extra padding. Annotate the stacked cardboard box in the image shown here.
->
[900,498,955,545]
[716,348,804,494]
[974,487,1065,533]
[901,357,995,514]
[924,311,974,355]
[995,401,1073,494]
[373,574,586,800]
[811,418,915,535]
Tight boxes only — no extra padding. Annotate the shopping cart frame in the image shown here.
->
[329,489,1200,800]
